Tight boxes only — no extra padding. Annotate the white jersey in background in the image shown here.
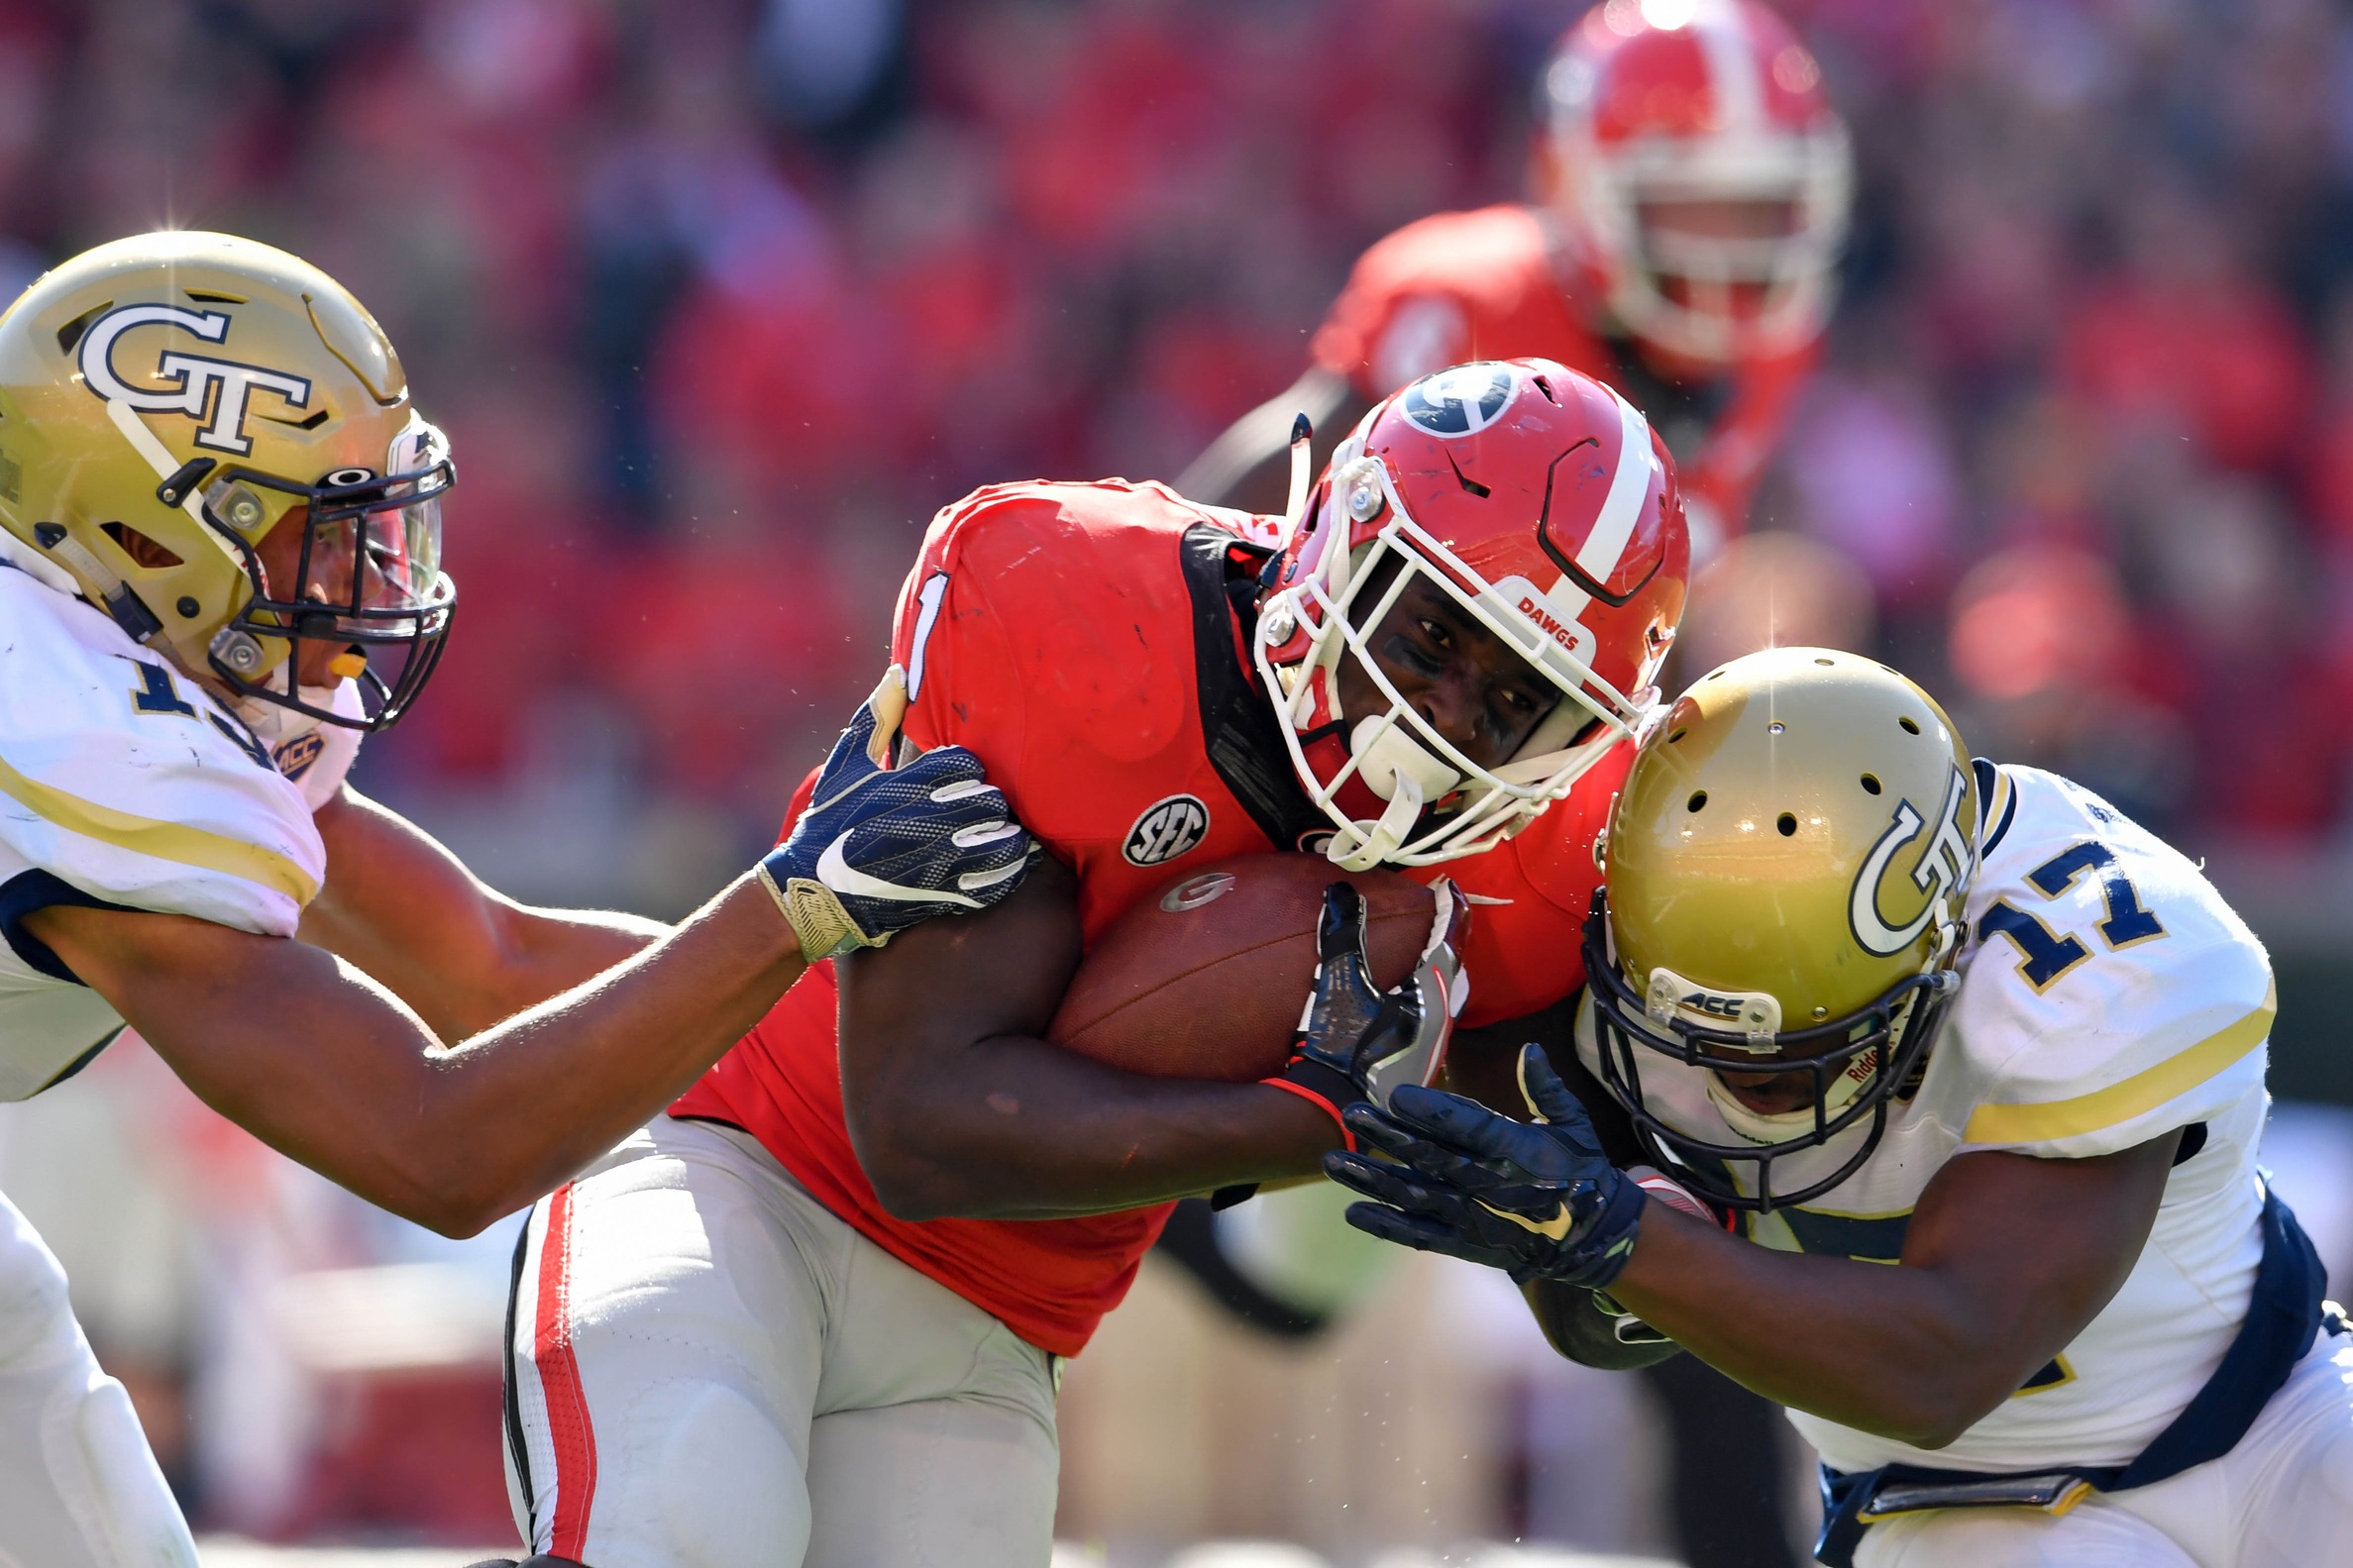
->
[0,552,356,1100]
[1580,762,2279,1476]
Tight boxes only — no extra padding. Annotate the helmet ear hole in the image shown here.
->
[99,521,183,569]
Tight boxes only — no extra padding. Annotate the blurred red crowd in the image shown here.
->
[0,0,2348,855]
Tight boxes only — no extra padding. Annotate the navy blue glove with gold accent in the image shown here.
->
[1325,1043,1648,1288]
[759,668,1031,962]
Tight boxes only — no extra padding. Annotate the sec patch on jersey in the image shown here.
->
[1123,792,1210,866]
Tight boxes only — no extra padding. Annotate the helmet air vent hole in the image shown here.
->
[1815,657,1834,666]
[1667,728,1686,744]
[1898,716,1921,735]
[1767,721,1784,735]
[100,521,183,568]
[1444,452,1490,498]
[182,289,248,305]
[1533,375,1557,404]
[1861,773,1881,794]
[1687,790,1707,813]
[54,300,111,355]
[1776,812,1797,836]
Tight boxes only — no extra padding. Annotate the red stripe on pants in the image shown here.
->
[535,1184,598,1558]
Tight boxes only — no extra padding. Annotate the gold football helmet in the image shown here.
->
[0,231,455,728]
[1584,647,1979,1210]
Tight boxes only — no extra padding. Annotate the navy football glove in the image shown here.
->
[760,667,1031,962]
[1324,1043,1647,1288]
[1271,881,1467,1136]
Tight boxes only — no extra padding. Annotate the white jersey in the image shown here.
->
[0,553,359,1100]
[1580,762,2276,1476]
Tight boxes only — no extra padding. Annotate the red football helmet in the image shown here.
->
[1257,359,1689,869]
[1544,0,1852,366]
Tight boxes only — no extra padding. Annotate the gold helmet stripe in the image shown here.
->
[0,752,319,904]
[1961,985,2276,1145]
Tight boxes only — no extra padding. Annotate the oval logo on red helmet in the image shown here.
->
[1400,364,1513,438]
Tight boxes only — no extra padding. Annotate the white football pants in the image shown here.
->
[503,1117,1061,1568]
[0,1187,197,1568]
[1858,1327,2353,1568]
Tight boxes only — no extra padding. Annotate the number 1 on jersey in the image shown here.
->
[125,658,196,718]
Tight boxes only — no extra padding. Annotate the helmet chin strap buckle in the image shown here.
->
[1325,716,1462,869]
[1332,772,1426,871]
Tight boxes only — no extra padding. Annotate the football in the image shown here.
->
[1046,853,1437,1082]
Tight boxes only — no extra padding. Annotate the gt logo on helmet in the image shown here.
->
[78,303,313,458]
[1400,363,1513,438]
[1849,765,1973,959]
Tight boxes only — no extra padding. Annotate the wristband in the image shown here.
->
[1261,1069,1358,1152]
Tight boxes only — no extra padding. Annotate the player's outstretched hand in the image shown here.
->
[759,667,1031,963]
[1324,1043,1647,1288]
[1270,879,1469,1133]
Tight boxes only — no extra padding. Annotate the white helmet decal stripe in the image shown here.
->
[905,571,950,700]
[1544,387,1656,623]
[1691,0,1766,138]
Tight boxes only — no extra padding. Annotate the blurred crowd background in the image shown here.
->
[4,0,2353,1562]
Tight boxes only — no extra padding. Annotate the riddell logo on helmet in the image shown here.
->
[1496,575,1597,663]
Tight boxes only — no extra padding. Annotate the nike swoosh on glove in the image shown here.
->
[759,667,1032,962]
[1322,1043,1648,1288]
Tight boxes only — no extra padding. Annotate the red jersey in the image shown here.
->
[1308,204,1812,540]
[674,479,1627,1354]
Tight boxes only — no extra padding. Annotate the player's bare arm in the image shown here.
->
[1594,1132,2178,1446]
[1176,365,1367,512]
[837,853,1343,1221]
[298,784,669,1040]
[28,872,796,1236]
[22,680,1030,1237]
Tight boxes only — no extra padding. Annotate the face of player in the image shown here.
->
[1636,197,1802,333]
[254,505,368,687]
[1336,575,1560,770]
[1708,1055,1823,1117]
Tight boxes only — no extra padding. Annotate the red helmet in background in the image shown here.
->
[1257,359,1689,869]
[1545,0,1852,366]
